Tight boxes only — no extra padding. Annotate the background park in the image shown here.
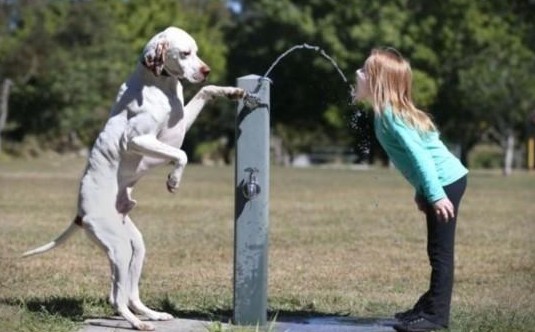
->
[0,1,534,331]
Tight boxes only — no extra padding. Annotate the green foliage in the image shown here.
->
[1,0,533,167]
[469,144,502,169]
[412,69,438,109]
[227,0,534,164]
[112,0,229,83]
[458,44,535,134]
[0,0,231,150]
[407,0,535,165]
[193,137,230,164]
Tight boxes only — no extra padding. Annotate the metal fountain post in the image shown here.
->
[233,75,270,326]
[231,44,348,327]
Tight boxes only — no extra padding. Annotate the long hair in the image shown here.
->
[364,48,436,132]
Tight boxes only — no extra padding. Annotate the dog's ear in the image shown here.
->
[143,39,169,76]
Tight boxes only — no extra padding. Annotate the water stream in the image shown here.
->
[242,43,371,160]
[262,43,348,83]
[242,43,350,109]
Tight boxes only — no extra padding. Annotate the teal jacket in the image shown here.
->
[374,106,468,203]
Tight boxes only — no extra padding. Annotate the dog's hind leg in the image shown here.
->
[124,216,174,321]
[84,219,156,331]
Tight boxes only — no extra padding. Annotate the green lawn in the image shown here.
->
[1,156,534,331]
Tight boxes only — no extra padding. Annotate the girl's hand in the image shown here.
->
[432,197,455,222]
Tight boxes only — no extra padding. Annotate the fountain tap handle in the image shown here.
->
[242,167,261,200]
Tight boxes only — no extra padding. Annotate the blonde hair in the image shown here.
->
[364,48,436,132]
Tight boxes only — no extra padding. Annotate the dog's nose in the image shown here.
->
[200,66,211,77]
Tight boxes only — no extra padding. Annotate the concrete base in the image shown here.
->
[80,316,396,332]
[81,317,210,332]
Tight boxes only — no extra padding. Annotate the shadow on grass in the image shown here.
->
[159,297,398,328]
[0,296,102,321]
[1,296,397,328]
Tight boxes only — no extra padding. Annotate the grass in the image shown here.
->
[0,155,534,331]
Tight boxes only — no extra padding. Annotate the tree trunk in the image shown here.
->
[503,129,515,176]
[271,134,290,166]
[0,79,13,152]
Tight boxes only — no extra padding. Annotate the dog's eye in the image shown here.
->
[180,51,191,58]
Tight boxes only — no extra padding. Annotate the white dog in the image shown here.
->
[22,27,244,331]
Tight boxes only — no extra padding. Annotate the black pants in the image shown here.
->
[415,175,467,327]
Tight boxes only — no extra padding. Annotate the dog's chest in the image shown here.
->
[158,107,186,148]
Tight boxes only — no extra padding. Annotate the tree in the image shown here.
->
[458,45,535,174]
[225,0,439,161]
[225,0,535,169]
[407,0,535,169]
[0,78,13,151]
[2,0,533,169]
[0,0,232,154]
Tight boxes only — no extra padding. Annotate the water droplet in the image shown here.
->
[347,107,372,161]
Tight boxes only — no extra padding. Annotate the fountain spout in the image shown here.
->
[243,92,262,110]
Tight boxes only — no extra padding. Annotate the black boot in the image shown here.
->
[394,308,419,321]
[395,292,430,321]
[393,315,447,332]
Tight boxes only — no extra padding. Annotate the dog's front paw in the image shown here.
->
[224,87,245,100]
[166,171,183,193]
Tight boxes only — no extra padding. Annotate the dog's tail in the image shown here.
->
[22,216,82,258]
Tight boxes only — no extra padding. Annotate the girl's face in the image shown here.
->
[352,67,371,103]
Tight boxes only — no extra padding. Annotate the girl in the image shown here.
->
[353,48,468,332]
